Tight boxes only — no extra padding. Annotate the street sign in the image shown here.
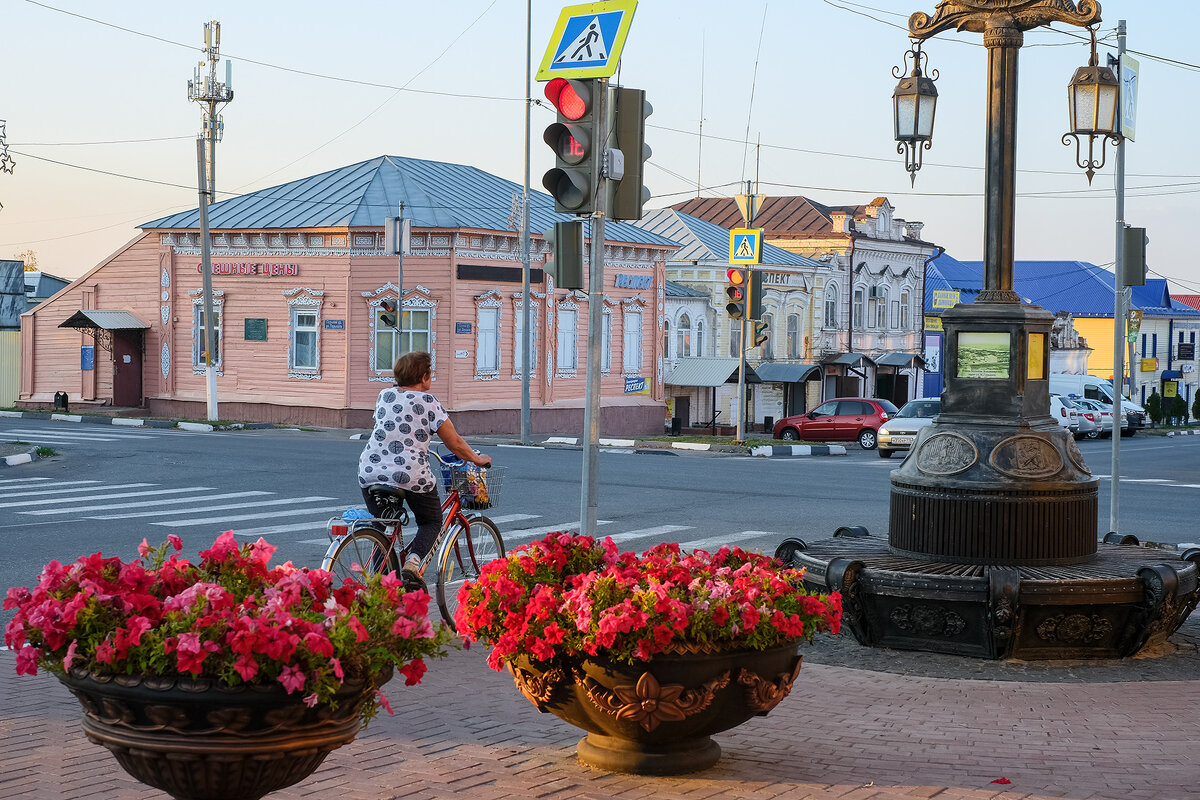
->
[729,228,762,265]
[1127,308,1143,343]
[734,193,766,226]
[1119,53,1139,141]
[536,0,638,81]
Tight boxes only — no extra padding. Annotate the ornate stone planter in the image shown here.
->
[508,642,802,775]
[59,665,390,800]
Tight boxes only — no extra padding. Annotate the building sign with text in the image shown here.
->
[197,262,300,276]
[932,290,960,309]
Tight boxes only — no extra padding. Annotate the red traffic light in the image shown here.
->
[726,267,746,286]
[545,78,591,120]
[726,286,744,302]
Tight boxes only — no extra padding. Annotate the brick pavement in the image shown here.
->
[2,645,1198,800]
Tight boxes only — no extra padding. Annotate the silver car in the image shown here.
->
[877,397,941,459]
[1055,394,1095,440]
[1073,397,1124,438]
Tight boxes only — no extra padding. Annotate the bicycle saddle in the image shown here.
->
[367,485,407,501]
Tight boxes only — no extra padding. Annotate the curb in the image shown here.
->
[750,444,847,457]
[1,447,39,467]
[0,409,276,432]
[540,437,845,457]
[1167,430,1200,436]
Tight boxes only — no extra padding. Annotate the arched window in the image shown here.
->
[729,319,741,357]
[663,319,670,357]
[824,285,838,328]
[695,319,705,358]
[760,312,774,360]
[677,313,692,357]
[853,287,865,330]
[900,289,911,329]
[786,314,800,359]
[875,286,889,329]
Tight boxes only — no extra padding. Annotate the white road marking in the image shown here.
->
[153,505,350,527]
[83,495,329,520]
[0,487,202,509]
[0,482,152,499]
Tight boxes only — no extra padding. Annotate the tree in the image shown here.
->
[1145,390,1162,426]
[1193,392,1200,425]
[13,248,37,269]
[1167,395,1187,425]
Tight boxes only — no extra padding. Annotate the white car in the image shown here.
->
[1056,394,1097,440]
[1050,394,1079,434]
[877,397,941,459]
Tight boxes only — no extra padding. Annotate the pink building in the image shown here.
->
[18,156,677,434]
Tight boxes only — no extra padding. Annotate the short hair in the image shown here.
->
[393,351,432,386]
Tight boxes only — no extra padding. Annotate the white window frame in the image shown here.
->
[622,305,644,375]
[677,313,692,358]
[556,306,578,374]
[476,306,500,376]
[284,287,324,379]
[825,284,839,328]
[366,284,435,382]
[602,311,613,374]
[512,293,542,379]
[760,312,774,361]
[875,287,889,329]
[853,287,865,330]
[729,319,741,357]
[900,289,911,330]
[695,319,705,358]
[190,290,224,375]
[787,314,800,359]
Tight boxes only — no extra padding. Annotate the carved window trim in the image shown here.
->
[284,287,324,379]
[474,289,502,380]
[362,283,437,382]
[189,289,224,375]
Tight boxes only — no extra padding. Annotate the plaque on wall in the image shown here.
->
[957,332,1010,379]
[244,318,268,341]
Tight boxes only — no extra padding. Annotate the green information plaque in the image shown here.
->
[244,318,267,341]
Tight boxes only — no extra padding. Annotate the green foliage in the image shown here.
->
[1193,392,1200,424]
[1145,391,1163,425]
[1167,395,1188,423]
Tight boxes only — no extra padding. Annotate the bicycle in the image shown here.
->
[321,449,505,632]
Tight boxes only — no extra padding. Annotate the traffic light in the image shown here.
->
[1121,226,1147,287]
[542,78,599,214]
[379,299,398,329]
[609,86,652,221]
[543,221,584,290]
[752,320,769,347]
[749,269,765,320]
[725,267,748,319]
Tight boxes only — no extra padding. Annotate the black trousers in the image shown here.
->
[361,485,443,563]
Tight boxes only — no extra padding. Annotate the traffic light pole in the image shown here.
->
[736,313,746,444]
[1109,19,1127,536]
[580,78,608,538]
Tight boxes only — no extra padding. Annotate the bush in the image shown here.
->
[1145,391,1162,425]
[1167,395,1188,424]
[1193,392,1200,424]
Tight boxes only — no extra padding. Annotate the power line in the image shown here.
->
[13,135,193,146]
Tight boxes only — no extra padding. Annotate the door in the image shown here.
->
[837,399,872,441]
[112,331,144,407]
[802,400,841,442]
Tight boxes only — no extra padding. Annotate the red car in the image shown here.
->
[772,397,900,450]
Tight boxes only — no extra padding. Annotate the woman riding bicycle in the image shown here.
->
[357,350,491,591]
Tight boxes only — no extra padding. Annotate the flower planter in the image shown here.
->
[509,642,802,775]
[59,665,390,800]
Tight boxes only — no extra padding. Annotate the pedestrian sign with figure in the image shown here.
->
[536,0,638,81]
[729,228,762,265]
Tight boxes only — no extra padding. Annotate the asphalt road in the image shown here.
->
[1,418,1198,601]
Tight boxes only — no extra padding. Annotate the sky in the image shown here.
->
[3,0,1199,296]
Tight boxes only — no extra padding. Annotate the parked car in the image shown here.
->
[772,397,900,450]
[877,397,941,459]
[1072,397,1121,438]
[1049,394,1079,434]
[1056,394,1097,440]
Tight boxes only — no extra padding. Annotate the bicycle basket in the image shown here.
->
[450,465,504,510]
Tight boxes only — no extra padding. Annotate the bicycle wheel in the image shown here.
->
[321,528,398,584]
[436,515,504,632]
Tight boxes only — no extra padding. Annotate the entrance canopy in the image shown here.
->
[59,309,149,352]
[59,309,150,332]
[874,352,925,369]
[665,357,761,387]
[823,352,874,368]
[754,362,821,383]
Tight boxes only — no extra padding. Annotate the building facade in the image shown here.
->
[17,156,679,434]
[671,195,935,406]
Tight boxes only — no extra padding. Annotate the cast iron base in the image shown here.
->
[576,732,721,775]
[777,533,1200,660]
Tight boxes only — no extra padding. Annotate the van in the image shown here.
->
[1048,373,1146,435]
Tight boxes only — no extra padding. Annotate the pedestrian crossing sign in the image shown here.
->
[729,228,762,265]
[536,0,638,81]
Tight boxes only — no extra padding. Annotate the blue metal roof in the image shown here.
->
[141,155,677,248]
[634,209,823,268]
[927,256,1200,318]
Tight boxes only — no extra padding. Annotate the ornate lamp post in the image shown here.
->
[1064,26,1122,183]
[893,41,939,187]
[781,1,1200,661]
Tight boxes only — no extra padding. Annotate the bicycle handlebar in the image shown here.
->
[430,449,467,468]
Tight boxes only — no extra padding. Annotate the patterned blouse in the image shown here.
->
[357,386,449,494]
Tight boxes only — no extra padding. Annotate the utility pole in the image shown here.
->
[580,79,609,537]
[1109,19,1127,535]
[188,21,233,422]
[520,0,533,445]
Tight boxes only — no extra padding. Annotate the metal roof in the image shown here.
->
[664,357,761,387]
[875,352,925,368]
[667,196,865,239]
[141,155,678,248]
[823,352,874,366]
[664,280,709,298]
[753,362,821,383]
[58,309,150,331]
[936,258,1200,318]
[635,209,823,268]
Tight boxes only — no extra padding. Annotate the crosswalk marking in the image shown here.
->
[602,525,691,544]
[0,482,149,499]
[483,513,539,525]
[153,504,350,528]
[80,493,309,520]
[3,428,153,441]
[0,480,104,495]
[232,521,342,537]
[0,486,209,509]
[22,491,273,516]
[500,520,614,541]
[0,477,53,485]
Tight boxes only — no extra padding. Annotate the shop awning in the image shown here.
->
[665,357,761,387]
[754,362,821,383]
[822,352,874,367]
[58,309,150,331]
[874,352,925,368]
[1161,370,1181,380]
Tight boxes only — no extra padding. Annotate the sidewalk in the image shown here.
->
[3,631,1198,800]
